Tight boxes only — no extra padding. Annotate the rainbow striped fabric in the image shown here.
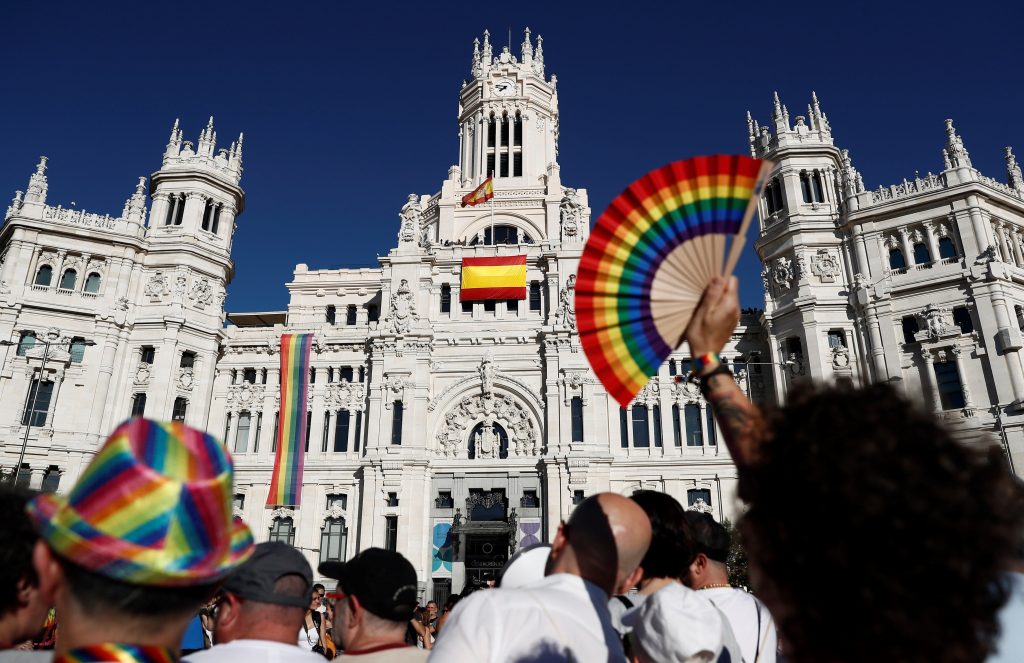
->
[53,644,177,663]
[460,255,527,301]
[576,155,769,405]
[267,333,314,507]
[26,418,254,587]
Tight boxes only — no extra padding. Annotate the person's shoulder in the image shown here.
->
[185,640,324,663]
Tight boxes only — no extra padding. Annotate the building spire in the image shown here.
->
[482,30,492,66]
[122,176,148,222]
[24,156,49,204]
[1007,146,1024,191]
[943,118,972,168]
[198,116,216,157]
[771,92,789,133]
[521,27,533,63]
[533,34,545,76]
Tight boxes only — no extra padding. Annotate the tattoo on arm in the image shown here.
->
[704,374,763,466]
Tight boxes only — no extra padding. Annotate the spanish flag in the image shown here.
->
[461,256,527,301]
[461,177,494,207]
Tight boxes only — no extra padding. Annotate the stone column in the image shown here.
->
[852,224,871,278]
[477,113,486,180]
[1013,230,1024,267]
[225,411,239,451]
[967,197,992,254]
[495,113,504,179]
[950,345,975,413]
[865,306,888,380]
[920,350,940,411]
[325,410,336,453]
[995,222,1012,263]
[699,402,710,447]
[922,222,941,264]
[990,285,1024,405]
[28,467,44,491]
[898,228,914,267]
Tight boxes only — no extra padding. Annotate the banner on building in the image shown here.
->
[460,255,527,301]
[432,520,455,575]
[266,333,313,507]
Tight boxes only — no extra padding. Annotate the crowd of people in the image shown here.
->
[1,277,1023,663]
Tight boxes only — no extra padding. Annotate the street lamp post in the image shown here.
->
[1,331,95,486]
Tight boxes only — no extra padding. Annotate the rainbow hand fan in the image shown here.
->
[575,154,773,407]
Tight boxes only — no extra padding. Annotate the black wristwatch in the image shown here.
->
[698,364,734,397]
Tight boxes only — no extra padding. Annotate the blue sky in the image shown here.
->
[1,1,1021,311]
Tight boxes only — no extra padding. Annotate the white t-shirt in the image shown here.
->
[428,573,626,662]
[698,587,777,663]
[185,639,327,663]
[337,644,428,662]
[989,571,1024,662]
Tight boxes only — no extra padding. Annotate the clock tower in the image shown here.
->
[457,28,559,187]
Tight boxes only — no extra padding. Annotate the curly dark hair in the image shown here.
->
[739,382,1023,663]
[0,487,39,616]
[630,490,695,580]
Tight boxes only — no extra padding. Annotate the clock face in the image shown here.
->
[493,78,517,97]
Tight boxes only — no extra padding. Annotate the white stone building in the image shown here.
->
[3,30,1021,603]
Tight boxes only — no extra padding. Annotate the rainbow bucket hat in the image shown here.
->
[27,418,255,586]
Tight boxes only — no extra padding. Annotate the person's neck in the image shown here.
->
[55,599,188,656]
[637,577,677,596]
[0,612,29,649]
[697,566,731,589]
[235,625,304,646]
[344,630,407,653]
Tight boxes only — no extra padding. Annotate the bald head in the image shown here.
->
[546,493,652,596]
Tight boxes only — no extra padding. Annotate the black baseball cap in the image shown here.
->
[223,541,313,608]
[319,548,418,621]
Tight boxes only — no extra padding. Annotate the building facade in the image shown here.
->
[2,30,1021,602]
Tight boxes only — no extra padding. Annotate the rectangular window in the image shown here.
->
[685,403,702,446]
[706,406,717,446]
[483,299,496,313]
[339,366,354,382]
[22,381,54,428]
[500,153,509,178]
[180,351,196,368]
[40,466,61,493]
[391,402,403,445]
[346,305,357,326]
[321,412,330,452]
[529,282,542,311]
[327,493,348,510]
[507,298,519,314]
[901,316,920,344]
[521,489,540,508]
[319,517,348,564]
[619,407,629,448]
[69,338,87,364]
[243,368,257,384]
[16,332,35,357]
[366,304,380,322]
[272,412,279,452]
[513,152,523,177]
[140,346,155,364]
[952,306,974,334]
[934,361,966,410]
[572,490,585,505]
[631,406,650,448]
[335,410,350,452]
[441,284,451,313]
[787,337,803,358]
[432,579,452,609]
[269,517,295,546]
[233,493,245,512]
[668,359,677,376]
[253,412,262,453]
[172,397,187,422]
[486,154,496,180]
[461,300,473,314]
[653,404,663,448]
[384,515,398,552]
[234,412,251,453]
[679,359,692,377]
[570,397,584,443]
[827,330,847,349]
[436,491,454,509]
[130,392,147,419]
[304,411,312,452]
[353,411,362,452]
[687,488,712,508]
[672,404,682,447]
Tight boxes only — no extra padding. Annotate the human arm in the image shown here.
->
[683,276,765,467]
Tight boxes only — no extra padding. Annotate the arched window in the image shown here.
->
[468,421,509,460]
[84,272,101,293]
[570,397,584,443]
[764,178,784,216]
[888,248,906,270]
[16,331,36,356]
[59,269,77,291]
[268,516,295,546]
[938,237,956,259]
[201,199,222,233]
[499,111,510,177]
[799,171,812,203]
[471,224,532,245]
[912,242,930,265]
[34,265,53,286]
[320,516,348,564]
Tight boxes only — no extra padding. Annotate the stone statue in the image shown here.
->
[553,274,577,329]
[559,188,582,240]
[479,353,495,397]
[398,194,422,244]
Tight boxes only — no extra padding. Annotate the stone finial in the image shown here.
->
[123,176,148,222]
[168,118,181,145]
[521,27,533,62]
[772,91,782,118]
[944,118,972,168]
[5,190,23,219]
[1006,146,1024,191]
[839,148,862,198]
[533,34,545,76]
[771,92,790,133]
[482,29,492,65]
[24,156,49,204]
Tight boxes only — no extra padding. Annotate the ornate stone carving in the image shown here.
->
[559,188,583,240]
[559,369,589,405]
[811,249,840,283]
[134,364,151,385]
[321,504,347,528]
[323,381,366,411]
[914,304,960,342]
[831,344,850,369]
[436,391,539,459]
[144,272,169,298]
[553,274,577,329]
[944,119,972,169]
[382,374,409,408]
[227,383,266,410]
[173,271,188,298]
[398,194,422,245]
[772,257,794,290]
[115,296,130,312]
[379,279,420,334]
[177,367,194,392]
[269,507,296,523]
[189,277,214,309]
[632,378,660,407]
[671,377,701,403]
[687,498,713,514]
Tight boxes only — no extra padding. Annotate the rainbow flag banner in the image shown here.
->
[460,255,527,301]
[267,333,313,507]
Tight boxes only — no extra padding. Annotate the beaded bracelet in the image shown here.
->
[691,352,721,377]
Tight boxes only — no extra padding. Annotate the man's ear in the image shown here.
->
[346,594,363,629]
[615,565,644,596]
[31,541,61,607]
